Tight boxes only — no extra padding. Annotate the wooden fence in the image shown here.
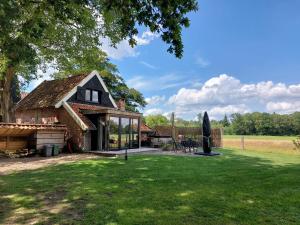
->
[154,126,223,148]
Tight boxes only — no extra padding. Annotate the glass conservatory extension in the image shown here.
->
[109,116,139,150]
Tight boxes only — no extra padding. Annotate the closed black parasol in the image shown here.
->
[202,111,211,153]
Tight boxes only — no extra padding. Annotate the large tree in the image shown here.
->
[144,114,169,128]
[0,0,198,122]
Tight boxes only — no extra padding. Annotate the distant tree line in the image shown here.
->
[144,112,300,136]
[223,112,300,136]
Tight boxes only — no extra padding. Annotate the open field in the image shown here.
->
[224,135,297,140]
[1,149,300,225]
[223,135,298,153]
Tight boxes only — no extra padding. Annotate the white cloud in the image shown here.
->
[126,76,149,90]
[140,61,158,70]
[143,108,164,116]
[101,31,159,60]
[127,73,190,91]
[145,95,166,105]
[195,56,210,68]
[136,31,159,45]
[266,101,300,113]
[208,105,249,119]
[101,39,139,59]
[166,74,300,119]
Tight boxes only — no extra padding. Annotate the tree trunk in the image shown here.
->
[2,67,15,123]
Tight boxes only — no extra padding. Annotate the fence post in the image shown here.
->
[241,135,245,150]
[220,128,224,148]
[171,112,175,151]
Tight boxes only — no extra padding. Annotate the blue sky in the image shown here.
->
[29,0,300,119]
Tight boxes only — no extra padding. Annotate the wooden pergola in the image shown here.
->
[81,108,142,151]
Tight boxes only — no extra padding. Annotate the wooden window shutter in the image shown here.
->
[103,92,109,102]
[99,91,102,104]
[77,87,85,101]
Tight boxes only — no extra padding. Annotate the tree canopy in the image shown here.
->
[144,114,170,128]
[0,0,198,122]
[144,112,300,136]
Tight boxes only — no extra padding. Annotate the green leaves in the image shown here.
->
[0,0,197,120]
[53,49,146,112]
[145,114,169,128]
[1,0,198,78]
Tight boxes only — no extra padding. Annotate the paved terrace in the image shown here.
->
[86,147,160,157]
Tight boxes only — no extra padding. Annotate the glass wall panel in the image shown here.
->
[108,116,139,150]
[109,117,119,149]
[120,118,130,149]
[131,118,139,148]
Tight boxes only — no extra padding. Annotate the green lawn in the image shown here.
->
[1,149,300,225]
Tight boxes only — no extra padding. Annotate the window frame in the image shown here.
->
[85,89,91,101]
[92,90,99,103]
[83,89,100,103]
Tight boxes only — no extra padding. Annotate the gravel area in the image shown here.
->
[0,154,101,175]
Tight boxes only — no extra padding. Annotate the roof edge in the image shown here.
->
[55,70,118,109]
[62,102,89,131]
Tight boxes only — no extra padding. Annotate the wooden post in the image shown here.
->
[220,128,224,148]
[98,117,103,151]
[104,114,109,151]
[241,135,245,150]
[138,117,141,149]
[171,112,175,151]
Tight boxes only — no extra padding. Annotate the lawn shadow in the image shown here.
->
[0,150,299,224]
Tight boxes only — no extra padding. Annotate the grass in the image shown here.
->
[1,149,300,224]
[223,135,298,153]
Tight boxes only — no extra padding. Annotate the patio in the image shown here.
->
[86,147,160,157]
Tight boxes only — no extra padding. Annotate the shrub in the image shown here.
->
[293,136,300,150]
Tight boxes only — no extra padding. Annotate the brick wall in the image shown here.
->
[15,107,59,124]
[117,99,126,111]
[16,107,86,150]
[57,108,85,149]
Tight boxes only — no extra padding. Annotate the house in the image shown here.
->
[140,123,154,147]
[15,70,142,151]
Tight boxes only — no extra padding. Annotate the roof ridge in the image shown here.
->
[16,73,89,110]
[43,73,88,82]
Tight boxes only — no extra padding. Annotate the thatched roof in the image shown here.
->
[16,74,88,110]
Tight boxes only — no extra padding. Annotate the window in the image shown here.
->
[83,89,100,103]
[92,90,98,102]
[108,116,140,150]
[120,118,130,149]
[109,117,119,149]
[85,89,91,101]
[131,119,139,148]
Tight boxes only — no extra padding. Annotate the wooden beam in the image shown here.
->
[98,117,103,151]
[138,118,141,148]
[104,114,109,150]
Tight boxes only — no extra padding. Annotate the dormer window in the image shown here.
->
[84,89,100,103]
[85,89,91,101]
[92,90,98,102]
